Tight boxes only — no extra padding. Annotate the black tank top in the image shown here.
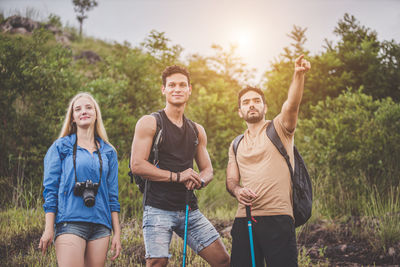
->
[145,110,199,211]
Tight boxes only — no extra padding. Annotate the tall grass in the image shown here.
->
[363,186,400,252]
[0,154,43,211]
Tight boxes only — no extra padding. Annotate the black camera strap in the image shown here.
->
[73,134,103,186]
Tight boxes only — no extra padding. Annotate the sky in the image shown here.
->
[1,0,400,82]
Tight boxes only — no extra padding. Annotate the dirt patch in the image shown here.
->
[298,219,399,266]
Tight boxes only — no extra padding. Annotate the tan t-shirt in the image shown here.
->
[228,115,295,218]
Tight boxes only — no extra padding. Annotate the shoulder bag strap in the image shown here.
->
[266,120,294,180]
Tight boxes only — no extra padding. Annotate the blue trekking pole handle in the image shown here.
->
[182,190,191,267]
[246,206,256,267]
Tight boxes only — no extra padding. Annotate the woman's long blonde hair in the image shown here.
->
[58,92,115,150]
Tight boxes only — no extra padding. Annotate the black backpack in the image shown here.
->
[128,111,199,194]
[232,120,312,227]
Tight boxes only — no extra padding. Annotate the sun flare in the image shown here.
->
[230,28,253,49]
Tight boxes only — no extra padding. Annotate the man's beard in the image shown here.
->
[243,109,264,123]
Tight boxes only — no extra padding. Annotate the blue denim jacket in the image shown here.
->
[43,134,120,230]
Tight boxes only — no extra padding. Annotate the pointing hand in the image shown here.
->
[294,54,311,74]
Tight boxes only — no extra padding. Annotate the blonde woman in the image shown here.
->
[38,92,121,266]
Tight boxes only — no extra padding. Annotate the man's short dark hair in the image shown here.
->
[238,86,266,108]
[162,65,190,87]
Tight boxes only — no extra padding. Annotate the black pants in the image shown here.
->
[230,215,298,267]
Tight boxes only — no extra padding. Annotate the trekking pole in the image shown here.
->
[246,206,256,267]
[182,190,191,267]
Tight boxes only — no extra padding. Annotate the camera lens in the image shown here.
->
[82,188,96,207]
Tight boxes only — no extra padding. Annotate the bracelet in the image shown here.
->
[169,171,172,182]
[176,172,180,183]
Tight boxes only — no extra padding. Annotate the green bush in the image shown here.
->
[0,30,80,208]
[297,88,400,216]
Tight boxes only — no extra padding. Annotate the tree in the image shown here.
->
[207,44,255,85]
[324,13,400,101]
[264,15,400,120]
[264,25,310,118]
[141,30,183,67]
[72,0,98,37]
[283,25,308,61]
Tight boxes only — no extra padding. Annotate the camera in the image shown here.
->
[73,180,99,207]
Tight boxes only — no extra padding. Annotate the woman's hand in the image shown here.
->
[38,228,54,255]
[38,212,55,255]
[109,233,121,260]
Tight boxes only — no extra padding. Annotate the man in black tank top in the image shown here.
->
[130,65,230,267]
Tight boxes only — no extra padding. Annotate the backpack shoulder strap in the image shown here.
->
[150,111,163,164]
[140,111,164,206]
[186,118,199,147]
[128,112,163,183]
[266,120,294,178]
[187,119,199,136]
[233,134,244,157]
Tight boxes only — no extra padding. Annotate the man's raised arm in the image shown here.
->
[281,54,311,132]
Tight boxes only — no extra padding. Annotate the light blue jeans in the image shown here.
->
[142,205,220,258]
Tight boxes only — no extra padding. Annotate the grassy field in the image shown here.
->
[0,206,331,266]
[1,163,400,266]
[0,163,398,266]
[2,185,399,266]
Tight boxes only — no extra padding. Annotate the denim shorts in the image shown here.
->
[142,205,220,258]
[54,221,111,241]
